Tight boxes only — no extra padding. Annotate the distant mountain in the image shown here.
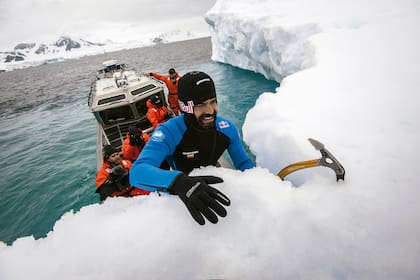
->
[14,43,36,50]
[3,51,26,63]
[0,29,202,71]
[55,36,81,50]
[0,36,106,64]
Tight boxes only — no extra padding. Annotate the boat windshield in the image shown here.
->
[99,105,135,125]
[134,99,149,117]
[134,90,165,117]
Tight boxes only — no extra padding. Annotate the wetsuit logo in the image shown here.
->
[151,129,165,142]
[182,150,199,158]
[218,120,230,129]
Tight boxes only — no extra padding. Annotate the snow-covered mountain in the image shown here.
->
[1,36,101,63]
[0,30,201,71]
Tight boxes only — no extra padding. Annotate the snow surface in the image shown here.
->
[2,0,420,279]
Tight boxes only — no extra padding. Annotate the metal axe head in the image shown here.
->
[308,138,345,181]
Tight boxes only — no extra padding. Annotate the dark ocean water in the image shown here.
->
[0,37,278,245]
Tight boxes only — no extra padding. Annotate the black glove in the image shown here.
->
[111,166,130,191]
[111,165,125,177]
[130,133,145,147]
[169,174,230,225]
[97,167,129,201]
[129,127,145,147]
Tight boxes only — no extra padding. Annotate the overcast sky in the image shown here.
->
[0,0,216,50]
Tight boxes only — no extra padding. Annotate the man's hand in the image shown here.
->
[169,174,230,225]
[111,165,125,177]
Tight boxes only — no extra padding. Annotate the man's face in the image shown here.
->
[153,98,163,107]
[193,98,218,128]
[170,73,177,81]
[108,152,121,164]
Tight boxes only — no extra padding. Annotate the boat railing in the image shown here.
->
[102,119,153,150]
[87,81,96,107]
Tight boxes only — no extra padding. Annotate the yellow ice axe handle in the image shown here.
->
[277,159,319,180]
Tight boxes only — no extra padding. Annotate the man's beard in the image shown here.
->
[197,111,217,129]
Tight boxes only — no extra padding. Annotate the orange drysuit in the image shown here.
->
[96,159,131,187]
[122,131,150,161]
[146,99,171,128]
[151,72,181,115]
[96,159,150,200]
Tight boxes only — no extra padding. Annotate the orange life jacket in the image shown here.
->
[151,72,180,94]
[95,160,150,200]
[121,131,150,161]
[146,99,171,128]
[95,160,131,187]
[151,72,181,115]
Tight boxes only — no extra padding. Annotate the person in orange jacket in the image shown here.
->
[150,68,181,115]
[146,94,173,128]
[95,145,150,201]
[122,124,150,161]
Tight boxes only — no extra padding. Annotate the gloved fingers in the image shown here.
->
[195,176,224,185]
[112,166,126,177]
[207,186,231,206]
[192,196,219,224]
[183,200,206,225]
[199,192,227,218]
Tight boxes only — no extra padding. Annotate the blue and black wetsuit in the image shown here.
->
[129,114,255,192]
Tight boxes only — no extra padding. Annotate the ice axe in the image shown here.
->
[277,138,345,181]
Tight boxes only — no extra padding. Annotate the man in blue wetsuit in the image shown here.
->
[130,71,255,225]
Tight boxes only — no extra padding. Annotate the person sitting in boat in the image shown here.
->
[122,124,150,161]
[95,145,150,201]
[149,68,181,115]
[130,71,255,225]
[146,94,174,128]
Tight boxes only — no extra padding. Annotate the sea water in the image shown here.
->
[0,38,278,244]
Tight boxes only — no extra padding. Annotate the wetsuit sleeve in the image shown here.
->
[221,119,255,171]
[129,118,184,191]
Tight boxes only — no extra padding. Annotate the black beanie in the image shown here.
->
[178,71,216,114]
[150,94,163,108]
[103,145,118,159]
